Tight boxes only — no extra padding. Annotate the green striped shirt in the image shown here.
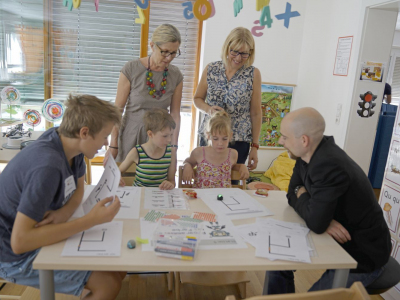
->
[133,145,171,187]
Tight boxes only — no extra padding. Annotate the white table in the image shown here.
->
[33,190,357,300]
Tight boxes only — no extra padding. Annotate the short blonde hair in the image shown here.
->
[144,108,176,133]
[152,24,181,46]
[205,111,232,139]
[59,94,121,138]
[221,27,255,68]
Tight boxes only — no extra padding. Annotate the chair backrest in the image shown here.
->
[225,282,370,300]
[178,166,246,190]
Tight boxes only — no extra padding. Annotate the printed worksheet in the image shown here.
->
[82,156,120,214]
[62,221,123,257]
[114,187,141,219]
[144,188,188,210]
[197,188,273,220]
[255,219,311,263]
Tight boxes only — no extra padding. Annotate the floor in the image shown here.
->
[0,270,384,299]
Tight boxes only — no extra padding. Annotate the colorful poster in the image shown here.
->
[393,245,400,293]
[394,108,400,137]
[259,83,294,148]
[359,61,385,82]
[379,185,400,234]
[384,140,400,188]
[391,237,397,256]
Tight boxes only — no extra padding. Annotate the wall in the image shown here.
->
[200,0,307,171]
[393,30,400,47]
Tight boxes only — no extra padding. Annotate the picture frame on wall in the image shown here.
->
[259,82,295,149]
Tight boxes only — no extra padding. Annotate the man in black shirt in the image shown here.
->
[265,107,391,294]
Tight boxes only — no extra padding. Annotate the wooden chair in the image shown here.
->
[0,278,21,299]
[224,282,370,300]
[178,166,246,190]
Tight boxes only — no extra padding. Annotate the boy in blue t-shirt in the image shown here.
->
[0,94,125,299]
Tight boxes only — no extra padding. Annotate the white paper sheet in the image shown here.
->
[61,221,123,257]
[82,156,121,214]
[71,186,141,220]
[144,188,188,210]
[255,219,311,263]
[197,188,273,220]
[140,217,160,251]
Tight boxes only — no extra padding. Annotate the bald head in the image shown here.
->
[283,107,325,144]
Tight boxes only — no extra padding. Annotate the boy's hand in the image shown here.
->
[35,209,70,228]
[239,164,250,180]
[182,164,194,183]
[119,177,126,187]
[159,180,175,190]
[88,196,121,226]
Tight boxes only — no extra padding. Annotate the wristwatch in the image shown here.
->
[294,185,303,197]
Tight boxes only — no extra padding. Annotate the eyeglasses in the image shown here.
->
[155,44,181,58]
[230,49,251,59]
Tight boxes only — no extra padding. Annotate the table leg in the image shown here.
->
[39,270,55,300]
[262,271,269,295]
[332,269,349,288]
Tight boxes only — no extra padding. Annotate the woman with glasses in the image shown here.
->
[107,24,183,168]
[194,27,262,170]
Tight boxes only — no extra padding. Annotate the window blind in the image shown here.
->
[51,0,141,102]
[148,0,200,112]
[391,56,400,105]
[0,0,44,104]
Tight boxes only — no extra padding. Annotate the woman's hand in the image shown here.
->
[247,148,259,170]
[238,164,250,180]
[208,105,224,115]
[104,148,118,167]
[182,164,194,184]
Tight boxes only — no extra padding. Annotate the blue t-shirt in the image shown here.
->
[0,128,85,262]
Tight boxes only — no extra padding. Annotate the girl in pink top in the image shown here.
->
[182,111,249,188]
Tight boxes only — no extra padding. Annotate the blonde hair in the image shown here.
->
[221,27,255,68]
[152,24,181,46]
[58,94,121,138]
[144,108,176,133]
[205,111,232,139]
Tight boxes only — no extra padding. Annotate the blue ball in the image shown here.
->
[127,239,136,249]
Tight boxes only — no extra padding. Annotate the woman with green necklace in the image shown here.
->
[107,24,183,172]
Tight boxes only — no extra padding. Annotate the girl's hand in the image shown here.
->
[159,180,175,190]
[119,177,126,187]
[239,164,250,180]
[87,196,121,226]
[182,164,194,183]
[247,148,258,170]
[208,105,224,115]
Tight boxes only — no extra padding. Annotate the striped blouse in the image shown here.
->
[133,145,171,187]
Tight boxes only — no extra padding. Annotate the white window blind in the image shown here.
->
[51,0,141,102]
[148,0,199,112]
[0,0,44,104]
[392,56,400,106]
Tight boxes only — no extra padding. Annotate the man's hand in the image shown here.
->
[326,219,351,244]
[159,180,175,190]
[104,148,118,166]
[35,209,70,228]
[296,186,307,198]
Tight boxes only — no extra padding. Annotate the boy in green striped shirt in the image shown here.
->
[119,108,176,190]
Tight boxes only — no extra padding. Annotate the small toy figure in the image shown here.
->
[2,124,31,138]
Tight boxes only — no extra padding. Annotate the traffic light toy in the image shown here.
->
[357,91,377,118]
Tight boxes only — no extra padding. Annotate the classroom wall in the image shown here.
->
[200,0,307,171]
[293,0,364,148]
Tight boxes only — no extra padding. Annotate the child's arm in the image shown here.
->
[159,149,177,190]
[182,147,201,183]
[118,147,138,186]
[11,196,121,255]
[35,176,85,227]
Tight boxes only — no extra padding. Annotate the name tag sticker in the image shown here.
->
[64,175,76,198]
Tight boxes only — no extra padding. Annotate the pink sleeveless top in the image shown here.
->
[193,147,232,189]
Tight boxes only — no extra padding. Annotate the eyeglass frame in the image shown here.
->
[229,49,251,59]
[155,43,181,58]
